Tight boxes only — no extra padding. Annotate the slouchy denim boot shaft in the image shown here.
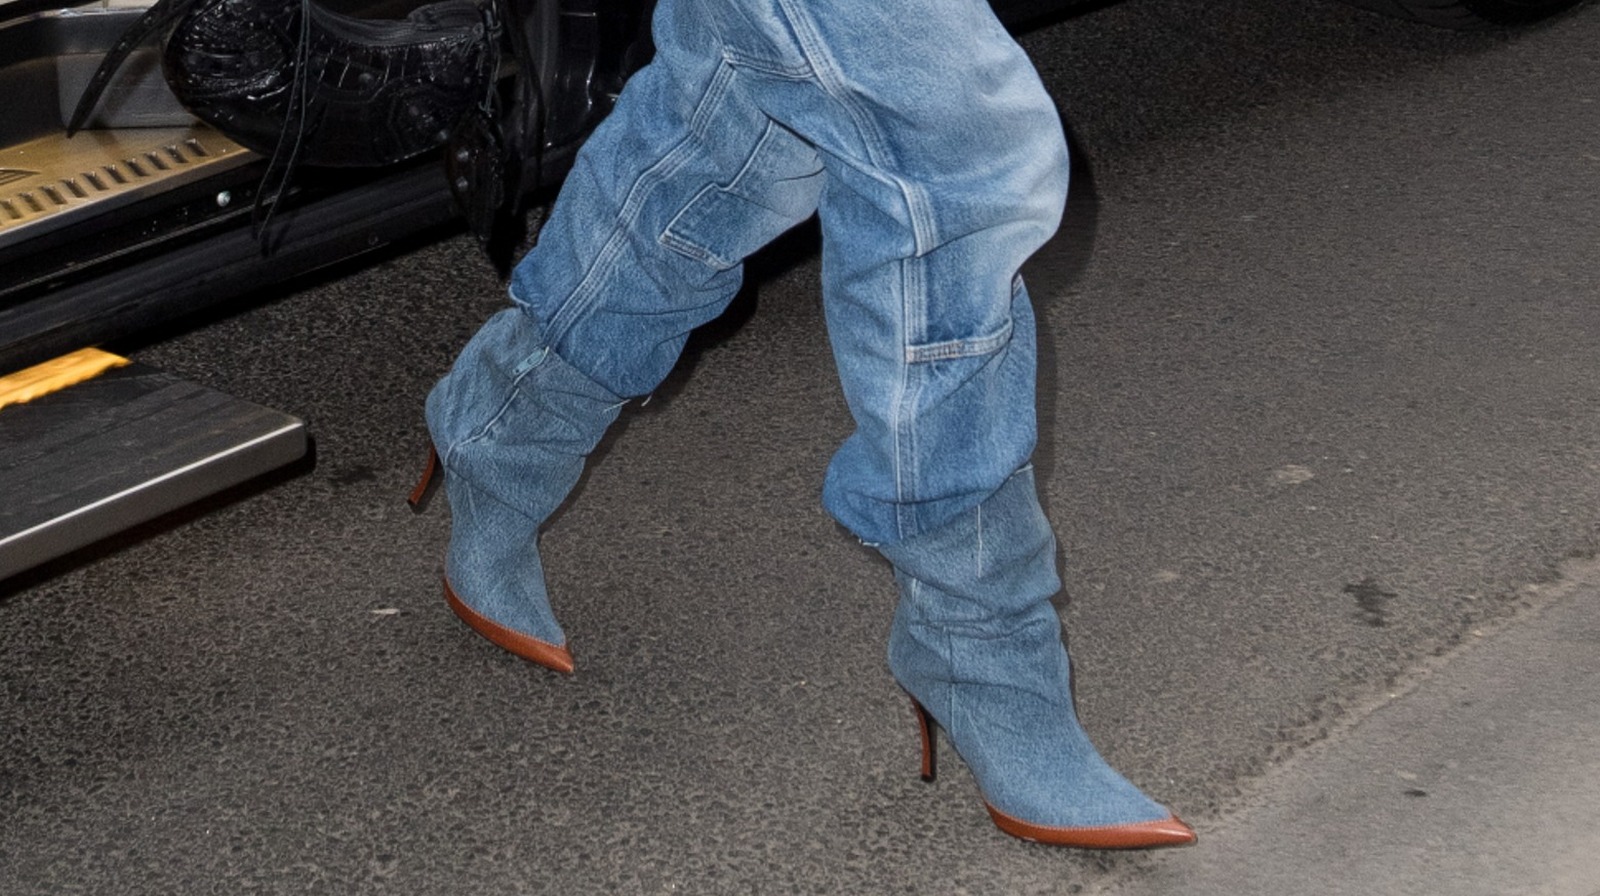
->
[425,309,625,653]
[879,467,1187,838]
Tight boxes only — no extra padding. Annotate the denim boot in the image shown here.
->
[879,467,1195,848]
[423,308,625,672]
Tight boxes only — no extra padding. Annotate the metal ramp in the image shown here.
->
[0,359,306,581]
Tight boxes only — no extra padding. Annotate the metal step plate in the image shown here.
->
[0,361,306,580]
[0,125,251,250]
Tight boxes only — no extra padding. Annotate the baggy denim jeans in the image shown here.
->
[429,0,1064,655]
[492,0,1068,547]
[426,0,1191,839]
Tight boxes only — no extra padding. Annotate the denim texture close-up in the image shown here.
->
[882,466,1176,830]
[426,309,627,652]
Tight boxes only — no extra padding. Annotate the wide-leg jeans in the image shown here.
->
[471,0,1071,547]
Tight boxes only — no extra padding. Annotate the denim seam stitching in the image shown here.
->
[720,48,811,80]
[895,369,918,539]
[544,60,741,351]
[975,501,985,581]
[657,183,727,267]
[658,117,788,269]
[895,257,922,538]
[904,318,1014,364]
[773,0,937,257]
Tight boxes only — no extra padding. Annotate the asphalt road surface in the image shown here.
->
[5,0,1599,892]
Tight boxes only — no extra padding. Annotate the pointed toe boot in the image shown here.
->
[881,467,1196,850]
[418,308,625,673]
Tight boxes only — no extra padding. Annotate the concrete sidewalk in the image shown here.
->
[1103,562,1600,896]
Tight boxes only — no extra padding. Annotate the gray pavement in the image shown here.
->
[1102,562,1600,896]
[5,0,1600,893]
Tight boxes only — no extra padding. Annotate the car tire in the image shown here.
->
[1336,0,1586,27]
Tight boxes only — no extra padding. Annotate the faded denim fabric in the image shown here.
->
[425,0,1183,833]
[502,0,1068,546]
[426,314,625,650]
[429,0,1070,639]
[881,467,1173,828]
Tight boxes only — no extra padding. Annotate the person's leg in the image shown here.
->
[423,0,824,670]
[425,0,1192,846]
[755,0,1065,544]
[725,0,1195,847]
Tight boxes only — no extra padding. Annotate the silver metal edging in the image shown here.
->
[0,419,306,580]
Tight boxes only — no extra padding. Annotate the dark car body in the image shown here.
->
[0,0,644,371]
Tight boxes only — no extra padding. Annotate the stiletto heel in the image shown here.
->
[408,445,441,512]
[911,697,937,783]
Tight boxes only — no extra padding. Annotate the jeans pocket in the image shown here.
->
[904,316,1015,365]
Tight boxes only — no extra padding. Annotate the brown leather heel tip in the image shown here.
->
[985,804,1197,850]
[408,447,440,511]
[443,580,575,675]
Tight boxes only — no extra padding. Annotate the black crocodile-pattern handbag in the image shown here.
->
[69,0,515,247]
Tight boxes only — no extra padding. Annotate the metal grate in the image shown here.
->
[0,127,250,247]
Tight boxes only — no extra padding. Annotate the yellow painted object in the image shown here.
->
[0,348,130,412]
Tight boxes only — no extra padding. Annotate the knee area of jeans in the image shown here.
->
[877,475,1058,592]
[981,119,1069,218]
[879,464,1047,552]
[1008,141,1069,226]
